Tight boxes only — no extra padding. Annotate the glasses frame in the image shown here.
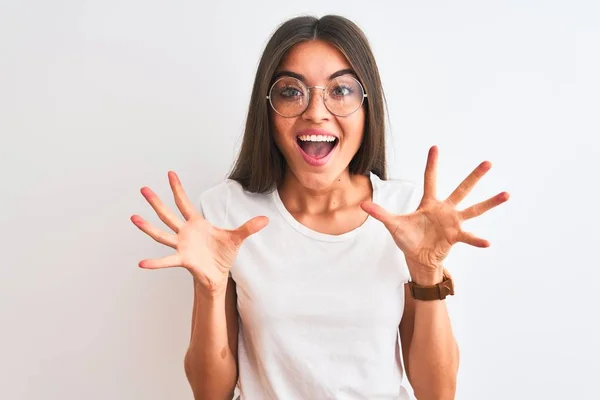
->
[266,75,368,118]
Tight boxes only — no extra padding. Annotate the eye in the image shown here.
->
[280,86,304,98]
[330,85,354,97]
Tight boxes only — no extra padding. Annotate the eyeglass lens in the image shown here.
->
[269,76,365,117]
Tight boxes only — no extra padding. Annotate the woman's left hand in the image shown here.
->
[361,145,510,286]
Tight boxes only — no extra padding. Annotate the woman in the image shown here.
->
[131,15,509,400]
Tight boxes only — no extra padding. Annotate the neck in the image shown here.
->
[277,168,371,215]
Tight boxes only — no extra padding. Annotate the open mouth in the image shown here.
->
[296,136,339,160]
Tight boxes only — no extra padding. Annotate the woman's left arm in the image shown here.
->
[361,145,510,400]
[399,266,459,400]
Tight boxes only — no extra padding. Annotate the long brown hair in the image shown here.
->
[228,15,388,193]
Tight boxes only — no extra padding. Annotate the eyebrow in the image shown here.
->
[272,68,357,83]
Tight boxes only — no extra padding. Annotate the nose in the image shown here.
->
[301,87,330,122]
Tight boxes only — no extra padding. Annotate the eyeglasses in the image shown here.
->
[266,75,368,118]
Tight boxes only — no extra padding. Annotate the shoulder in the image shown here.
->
[198,179,238,206]
[197,178,272,226]
[195,179,239,224]
[198,178,270,206]
[373,174,424,214]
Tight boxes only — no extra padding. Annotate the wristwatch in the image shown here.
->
[408,270,455,301]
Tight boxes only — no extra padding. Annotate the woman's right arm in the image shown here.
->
[131,171,267,399]
[184,276,239,400]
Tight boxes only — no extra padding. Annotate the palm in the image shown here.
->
[362,146,510,277]
[176,217,237,280]
[131,171,268,295]
[391,203,459,268]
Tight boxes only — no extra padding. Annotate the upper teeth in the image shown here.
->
[298,135,336,142]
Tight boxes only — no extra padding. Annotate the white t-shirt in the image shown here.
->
[198,171,423,400]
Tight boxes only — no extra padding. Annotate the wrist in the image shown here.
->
[408,267,455,301]
[411,269,444,286]
[193,276,229,301]
[405,258,445,286]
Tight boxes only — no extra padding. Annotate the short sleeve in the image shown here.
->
[407,181,425,213]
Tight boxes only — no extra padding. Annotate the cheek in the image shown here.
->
[340,111,366,145]
[271,113,295,148]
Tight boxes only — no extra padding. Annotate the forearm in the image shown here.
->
[184,280,237,400]
[407,266,459,400]
[408,298,459,399]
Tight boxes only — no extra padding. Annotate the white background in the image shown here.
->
[1,0,598,399]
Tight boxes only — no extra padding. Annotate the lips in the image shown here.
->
[293,128,340,167]
[295,137,339,167]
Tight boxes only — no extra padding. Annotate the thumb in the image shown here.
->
[230,216,270,245]
[361,201,397,231]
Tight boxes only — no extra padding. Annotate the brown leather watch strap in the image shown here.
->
[408,271,455,301]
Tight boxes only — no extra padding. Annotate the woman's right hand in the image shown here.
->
[130,171,269,297]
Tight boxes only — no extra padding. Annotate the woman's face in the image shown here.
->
[270,40,366,191]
